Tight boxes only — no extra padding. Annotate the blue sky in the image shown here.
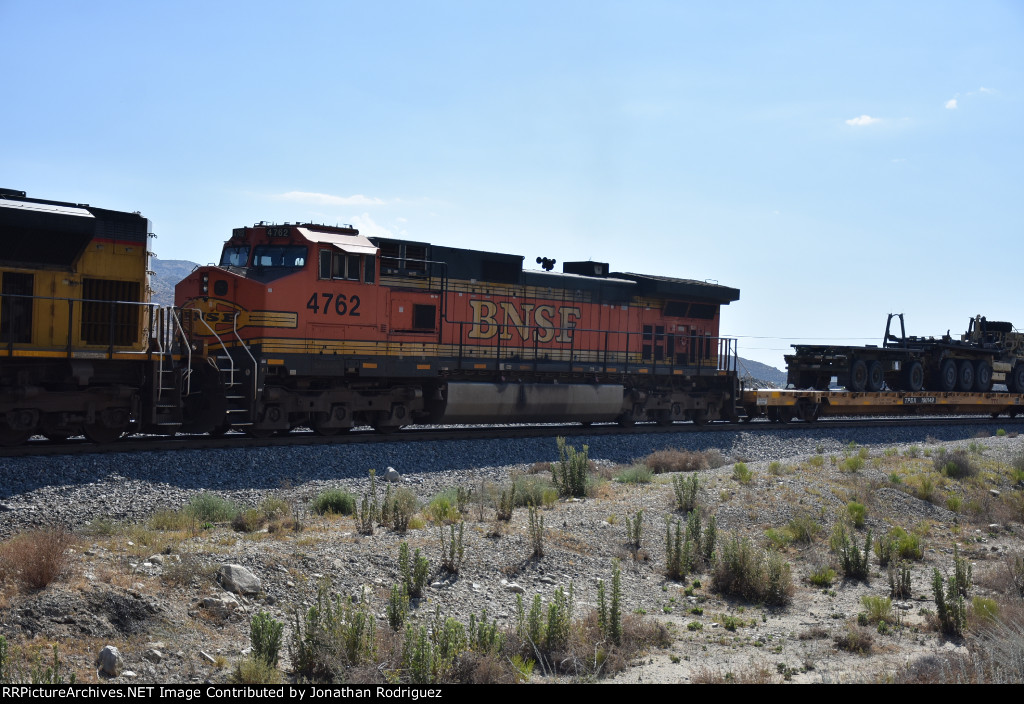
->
[2,1,1021,369]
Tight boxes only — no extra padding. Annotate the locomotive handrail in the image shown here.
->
[438,314,733,373]
[232,310,259,402]
[168,307,192,397]
[189,307,238,387]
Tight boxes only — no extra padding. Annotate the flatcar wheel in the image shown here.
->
[795,402,820,423]
[936,359,958,392]
[974,361,993,392]
[957,360,975,392]
[866,361,884,392]
[847,359,868,392]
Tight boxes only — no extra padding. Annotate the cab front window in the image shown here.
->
[252,245,308,268]
[219,245,250,267]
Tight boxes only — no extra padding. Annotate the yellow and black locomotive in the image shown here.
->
[0,188,181,444]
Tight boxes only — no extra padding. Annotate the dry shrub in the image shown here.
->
[895,603,1024,683]
[451,652,516,684]
[835,625,874,654]
[0,526,74,590]
[692,665,775,684]
[643,448,726,474]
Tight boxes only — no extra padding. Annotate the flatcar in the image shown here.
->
[0,189,182,445]
[174,222,742,435]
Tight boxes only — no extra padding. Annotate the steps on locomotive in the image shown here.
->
[215,353,254,426]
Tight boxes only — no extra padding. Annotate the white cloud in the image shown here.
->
[349,213,406,239]
[845,115,881,126]
[978,86,995,94]
[274,191,385,206]
[945,98,958,109]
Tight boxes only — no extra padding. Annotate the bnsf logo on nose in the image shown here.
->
[468,301,581,343]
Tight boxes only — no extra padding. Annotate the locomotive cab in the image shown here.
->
[175,222,386,434]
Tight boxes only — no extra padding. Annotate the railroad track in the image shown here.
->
[3,415,1022,458]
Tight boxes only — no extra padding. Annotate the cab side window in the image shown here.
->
[319,251,363,281]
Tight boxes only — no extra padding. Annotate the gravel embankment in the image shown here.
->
[1,422,1016,537]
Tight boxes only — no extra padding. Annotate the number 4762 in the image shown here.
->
[306,293,361,316]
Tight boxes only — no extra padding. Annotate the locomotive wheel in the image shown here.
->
[957,360,975,392]
[847,359,868,392]
[83,408,129,444]
[83,421,124,444]
[655,410,673,426]
[690,409,709,426]
[246,427,276,439]
[974,361,993,392]
[936,359,958,392]
[311,419,339,437]
[902,361,925,392]
[866,361,884,392]
[0,427,32,447]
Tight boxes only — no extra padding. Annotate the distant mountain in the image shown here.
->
[150,257,196,307]
[736,356,787,389]
[151,258,790,386]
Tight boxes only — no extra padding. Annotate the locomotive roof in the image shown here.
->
[366,236,740,303]
[616,272,741,304]
[0,189,150,268]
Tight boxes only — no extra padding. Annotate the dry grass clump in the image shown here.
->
[0,526,75,590]
[893,603,1024,684]
[933,449,978,480]
[711,533,794,606]
[692,664,775,684]
[643,448,727,473]
[834,625,874,654]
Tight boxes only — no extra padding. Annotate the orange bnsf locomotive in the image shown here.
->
[174,222,741,435]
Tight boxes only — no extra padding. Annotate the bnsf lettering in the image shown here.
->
[202,311,237,323]
[469,300,581,343]
[307,293,361,316]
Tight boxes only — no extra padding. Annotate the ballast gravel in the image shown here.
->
[0,421,1015,537]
